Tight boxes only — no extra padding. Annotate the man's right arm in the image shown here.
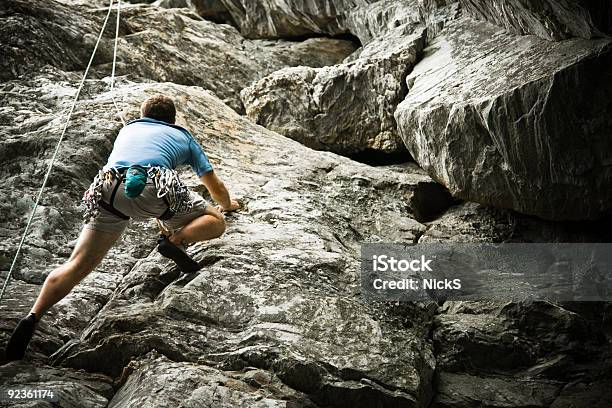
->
[199,171,239,212]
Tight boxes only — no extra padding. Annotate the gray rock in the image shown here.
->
[101,5,357,111]
[0,361,113,408]
[431,300,610,407]
[153,0,190,8]
[433,372,561,408]
[108,352,317,407]
[550,379,612,408]
[342,0,423,43]
[460,0,612,41]
[420,202,612,243]
[188,0,461,42]
[2,1,612,407]
[1,78,442,406]
[395,16,612,220]
[1,1,356,111]
[203,0,367,39]
[241,2,427,156]
[416,0,460,41]
[0,0,110,82]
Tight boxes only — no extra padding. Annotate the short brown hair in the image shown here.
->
[140,94,176,123]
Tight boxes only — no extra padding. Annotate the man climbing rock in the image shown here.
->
[4,94,239,361]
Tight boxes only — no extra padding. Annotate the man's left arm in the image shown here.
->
[199,171,239,212]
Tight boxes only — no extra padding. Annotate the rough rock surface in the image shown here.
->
[111,5,357,111]
[194,0,366,39]
[241,1,426,156]
[461,0,612,41]
[1,77,444,406]
[430,300,612,408]
[2,0,357,111]
[395,16,612,220]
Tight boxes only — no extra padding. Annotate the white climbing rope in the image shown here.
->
[111,0,126,126]
[0,0,125,304]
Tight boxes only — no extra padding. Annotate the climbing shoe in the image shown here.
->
[157,235,201,273]
[4,313,38,361]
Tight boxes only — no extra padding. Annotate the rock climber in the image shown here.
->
[4,94,239,361]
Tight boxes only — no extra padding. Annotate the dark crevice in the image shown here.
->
[198,12,239,28]
[410,182,458,223]
[274,31,362,47]
[347,147,412,166]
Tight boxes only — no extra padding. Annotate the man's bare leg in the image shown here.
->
[31,227,121,318]
[5,227,120,361]
[168,206,226,245]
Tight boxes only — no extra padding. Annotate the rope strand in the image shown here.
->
[0,0,123,304]
[111,0,126,126]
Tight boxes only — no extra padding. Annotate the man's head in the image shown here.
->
[140,94,176,124]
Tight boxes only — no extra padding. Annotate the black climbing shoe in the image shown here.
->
[157,235,201,273]
[5,313,38,361]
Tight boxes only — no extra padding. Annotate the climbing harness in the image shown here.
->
[82,166,193,221]
[0,0,126,304]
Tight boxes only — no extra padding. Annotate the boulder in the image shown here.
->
[241,2,426,156]
[2,1,612,407]
[102,5,357,111]
[433,372,561,407]
[460,0,612,41]
[342,0,423,43]
[395,16,612,220]
[197,0,368,39]
[108,352,317,407]
[419,202,612,243]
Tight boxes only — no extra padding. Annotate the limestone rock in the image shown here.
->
[460,0,612,41]
[431,300,612,406]
[108,353,317,407]
[202,0,367,39]
[0,0,109,81]
[241,2,426,156]
[1,77,441,406]
[2,1,612,407]
[112,6,357,111]
[1,1,356,111]
[395,17,612,220]
[420,202,612,243]
[0,362,114,407]
[342,0,423,43]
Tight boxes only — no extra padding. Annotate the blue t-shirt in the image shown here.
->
[104,117,213,176]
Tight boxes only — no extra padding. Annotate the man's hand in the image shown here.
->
[217,199,240,213]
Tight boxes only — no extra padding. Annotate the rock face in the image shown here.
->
[0,0,105,81]
[0,76,446,406]
[197,0,366,39]
[460,0,612,41]
[431,300,612,408]
[241,1,426,156]
[395,16,612,220]
[2,0,356,111]
[112,5,357,111]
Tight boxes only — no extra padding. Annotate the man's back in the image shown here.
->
[104,117,212,176]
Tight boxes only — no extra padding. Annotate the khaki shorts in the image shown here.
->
[84,178,209,235]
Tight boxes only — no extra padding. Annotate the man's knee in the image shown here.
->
[49,257,95,285]
[212,214,226,238]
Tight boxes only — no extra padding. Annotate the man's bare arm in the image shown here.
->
[199,171,239,212]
